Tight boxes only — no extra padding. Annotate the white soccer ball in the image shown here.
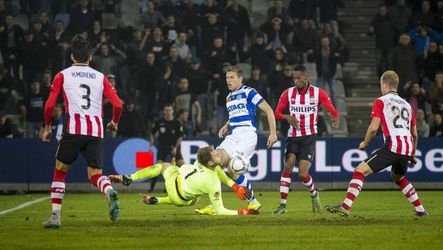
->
[229,156,249,175]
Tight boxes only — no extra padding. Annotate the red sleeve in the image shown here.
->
[44,73,63,126]
[103,76,123,124]
[275,89,289,120]
[371,99,384,119]
[318,88,339,117]
[410,109,416,127]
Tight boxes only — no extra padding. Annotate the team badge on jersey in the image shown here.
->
[214,191,220,199]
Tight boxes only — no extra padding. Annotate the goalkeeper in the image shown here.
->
[109,146,258,215]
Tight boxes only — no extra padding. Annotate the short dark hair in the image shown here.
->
[225,65,243,77]
[71,36,91,63]
[177,109,189,116]
[293,64,307,73]
[197,146,214,166]
[163,103,173,109]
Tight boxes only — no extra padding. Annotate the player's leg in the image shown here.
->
[391,160,427,216]
[273,153,296,214]
[43,134,78,229]
[298,135,320,212]
[150,148,167,192]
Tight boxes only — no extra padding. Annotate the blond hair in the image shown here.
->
[381,70,399,89]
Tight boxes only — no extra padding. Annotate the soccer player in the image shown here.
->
[109,146,258,215]
[325,70,428,217]
[200,65,277,211]
[273,65,340,214]
[41,36,123,228]
[148,104,185,192]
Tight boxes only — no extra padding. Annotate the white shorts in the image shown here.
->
[217,127,257,161]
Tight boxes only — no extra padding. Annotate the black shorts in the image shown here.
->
[157,145,183,162]
[56,134,103,169]
[285,134,317,162]
[364,143,410,176]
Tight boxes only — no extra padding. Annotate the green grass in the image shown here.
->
[0,191,442,249]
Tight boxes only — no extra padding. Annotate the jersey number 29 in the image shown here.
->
[392,105,409,130]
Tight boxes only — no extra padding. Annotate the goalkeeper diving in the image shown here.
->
[109,146,259,215]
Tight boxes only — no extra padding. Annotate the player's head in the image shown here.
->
[70,36,92,64]
[380,70,399,94]
[197,145,220,169]
[292,65,309,89]
[163,103,174,121]
[225,65,243,91]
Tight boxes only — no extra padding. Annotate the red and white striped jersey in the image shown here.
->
[44,64,122,138]
[275,84,339,137]
[371,93,416,156]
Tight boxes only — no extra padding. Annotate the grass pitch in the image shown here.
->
[0,191,442,249]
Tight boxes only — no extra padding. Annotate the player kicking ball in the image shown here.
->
[325,71,428,217]
[109,146,258,216]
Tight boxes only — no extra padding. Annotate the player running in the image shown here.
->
[109,146,258,215]
[272,65,340,214]
[41,36,123,228]
[325,70,428,217]
[196,65,277,213]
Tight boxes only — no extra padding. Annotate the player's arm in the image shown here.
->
[275,89,299,128]
[318,88,340,128]
[359,99,383,150]
[214,166,251,200]
[218,120,230,138]
[250,88,277,148]
[103,76,123,131]
[410,111,418,164]
[42,73,63,141]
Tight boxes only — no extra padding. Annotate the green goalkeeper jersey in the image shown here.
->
[178,161,238,215]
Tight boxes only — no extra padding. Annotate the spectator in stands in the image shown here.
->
[162,15,181,44]
[38,11,52,38]
[261,17,292,53]
[416,109,430,137]
[92,42,127,76]
[0,111,14,138]
[181,0,200,33]
[140,0,166,29]
[200,12,224,53]
[145,27,167,60]
[49,20,70,49]
[205,36,229,78]
[427,71,443,115]
[137,52,161,119]
[435,0,443,32]
[175,31,192,61]
[309,36,341,104]
[225,0,251,59]
[0,0,9,24]
[0,14,24,79]
[125,28,149,68]
[164,45,186,84]
[390,34,418,97]
[267,0,292,25]
[293,19,318,64]
[423,41,443,85]
[323,22,347,54]
[43,103,64,141]
[369,4,396,78]
[118,99,146,138]
[430,113,443,137]
[246,66,268,99]
[407,25,443,56]
[318,0,344,36]
[268,48,287,87]
[412,0,436,28]
[69,0,95,34]
[242,31,268,72]
[200,0,223,17]
[404,82,427,115]
[289,0,317,25]
[51,39,71,75]
[389,0,413,40]
[22,81,45,138]
[0,65,14,111]
[174,77,201,131]
[211,64,230,130]
[19,30,46,85]
[40,70,52,99]
[176,108,194,137]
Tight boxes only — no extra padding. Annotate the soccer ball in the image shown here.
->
[229,156,249,175]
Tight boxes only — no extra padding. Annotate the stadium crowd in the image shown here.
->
[0,0,441,139]
[370,0,443,137]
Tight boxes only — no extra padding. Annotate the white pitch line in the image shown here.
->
[0,197,49,216]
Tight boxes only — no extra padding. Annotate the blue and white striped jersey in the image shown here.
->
[226,85,264,131]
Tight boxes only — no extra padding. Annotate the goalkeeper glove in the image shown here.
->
[231,183,252,200]
[237,208,259,215]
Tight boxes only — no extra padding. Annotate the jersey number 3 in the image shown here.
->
[392,105,409,130]
[80,84,91,110]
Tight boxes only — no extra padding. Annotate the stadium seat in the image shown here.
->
[119,13,141,28]
[14,14,28,31]
[102,13,120,30]
[335,80,346,98]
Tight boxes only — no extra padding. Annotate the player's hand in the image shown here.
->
[171,147,177,156]
[106,121,118,132]
[218,125,229,138]
[41,126,52,142]
[410,156,417,165]
[332,115,341,128]
[237,208,259,215]
[267,133,277,149]
[358,141,368,151]
[285,115,299,128]
[231,183,252,200]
